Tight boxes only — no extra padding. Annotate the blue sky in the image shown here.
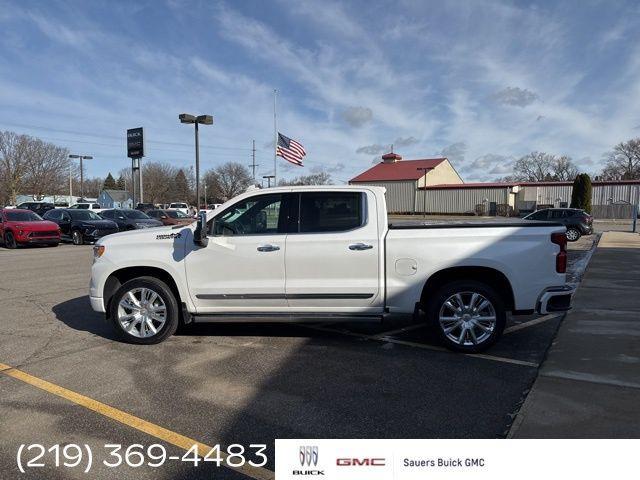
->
[1,0,639,183]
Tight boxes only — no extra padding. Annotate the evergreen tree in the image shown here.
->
[570,173,592,213]
[116,174,126,190]
[103,172,117,190]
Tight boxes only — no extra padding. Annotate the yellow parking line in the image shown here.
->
[504,314,560,334]
[0,362,274,480]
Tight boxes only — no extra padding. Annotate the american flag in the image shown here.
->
[276,132,306,166]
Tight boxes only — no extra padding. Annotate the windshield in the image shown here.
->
[170,203,187,208]
[68,210,102,220]
[6,211,42,221]
[124,210,151,219]
[165,210,188,218]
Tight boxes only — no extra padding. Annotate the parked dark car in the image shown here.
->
[1,208,61,248]
[43,208,118,245]
[146,209,195,226]
[99,209,163,230]
[16,201,55,217]
[135,203,155,213]
[523,208,593,241]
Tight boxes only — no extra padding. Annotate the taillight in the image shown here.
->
[551,232,567,273]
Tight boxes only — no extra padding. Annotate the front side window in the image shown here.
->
[299,192,363,233]
[212,194,282,236]
[124,210,150,219]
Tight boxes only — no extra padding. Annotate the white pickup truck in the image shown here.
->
[89,186,573,352]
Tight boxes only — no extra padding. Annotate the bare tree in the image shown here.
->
[278,171,333,186]
[23,138,70,199]
[0,131,31,204]
[551,155,579,181]
[601,138,640,180]
[511,152,555,181]
[204,162,252,202]
[142,162,179,204]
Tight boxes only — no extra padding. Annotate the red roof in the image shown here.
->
[350,158,446,182]
[421,182,517,190]
[421,179,640,190]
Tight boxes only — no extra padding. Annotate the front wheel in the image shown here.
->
[427,280,506,353]
[566,227,581,242]
[4,232,17,249]
[109,276,179,344]
[72,230,84,245]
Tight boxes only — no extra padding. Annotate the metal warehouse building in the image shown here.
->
[349,152,463,213]
[349,152,640,217]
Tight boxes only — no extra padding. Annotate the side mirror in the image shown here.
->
[194,211,209,247]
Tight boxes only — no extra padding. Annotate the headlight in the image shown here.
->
[93,245,105,259]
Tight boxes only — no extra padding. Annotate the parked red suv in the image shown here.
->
[0,208,61,248]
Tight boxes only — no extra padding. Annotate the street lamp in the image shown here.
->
[69,154,93,201]
[179,113,213,209]
[262,175,275,188]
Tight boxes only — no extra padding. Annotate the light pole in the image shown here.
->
[179,113,213,209]
[263,175,275,188]
[417,167,430,219]
[69,154,93,200]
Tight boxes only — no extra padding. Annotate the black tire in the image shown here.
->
[72,230,84,245]
[426,280,506,353]
[4,232,17,249]
[566,227,581,242]
[109,276,179,344]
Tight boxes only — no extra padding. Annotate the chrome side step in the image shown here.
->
[190,312,384,323]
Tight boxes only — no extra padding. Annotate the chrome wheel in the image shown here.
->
[72,230,83,245]
[566,228,580,241]
[439,291,497,347]
[117,287,167,338]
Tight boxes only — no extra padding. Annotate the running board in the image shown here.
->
[190,312,384,323]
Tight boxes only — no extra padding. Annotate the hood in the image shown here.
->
[10,220,60,231]
[133,218,163,225]
[75,219,118,229]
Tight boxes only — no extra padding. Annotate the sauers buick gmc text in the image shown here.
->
[89,186,574,353]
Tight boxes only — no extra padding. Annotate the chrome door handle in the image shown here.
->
[349,243,373,251]
[257,244,280,252]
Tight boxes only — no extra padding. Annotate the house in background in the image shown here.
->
[349,152,463,213]
[98,190,133,209]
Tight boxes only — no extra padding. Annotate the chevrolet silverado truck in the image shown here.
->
[89,186,573,353]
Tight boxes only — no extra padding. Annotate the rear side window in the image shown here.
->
[550,210,568,219]
[45,209,61,220]
[299,192,363,233]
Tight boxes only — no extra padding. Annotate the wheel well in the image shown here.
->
[103,266,182,315]
[420,266,515,311]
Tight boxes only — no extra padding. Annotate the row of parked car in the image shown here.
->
[0,205,197,248]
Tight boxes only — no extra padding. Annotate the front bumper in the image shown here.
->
[536,285,575,314]
[90,295,105,313]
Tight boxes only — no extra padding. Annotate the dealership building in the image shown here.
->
[349,152,640,217]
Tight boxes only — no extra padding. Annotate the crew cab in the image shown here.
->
[90,186,573,352]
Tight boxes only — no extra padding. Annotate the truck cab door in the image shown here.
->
[284,190,383,312]
[185,192,294,313]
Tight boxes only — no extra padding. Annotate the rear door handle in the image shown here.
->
[257,244,280,252]
[349,243,373,251]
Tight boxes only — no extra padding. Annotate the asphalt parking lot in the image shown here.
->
[0,237,597,479]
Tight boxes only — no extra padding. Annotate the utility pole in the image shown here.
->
[263,175,275,188]
[417,167,430,219]
[249,139,259,182]
[69,154,93,201]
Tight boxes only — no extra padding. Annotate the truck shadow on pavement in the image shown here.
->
[51,296,120,341]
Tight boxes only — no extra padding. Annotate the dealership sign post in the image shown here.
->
[127,127,144,206]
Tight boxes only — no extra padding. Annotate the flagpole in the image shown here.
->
[273,89,277,186]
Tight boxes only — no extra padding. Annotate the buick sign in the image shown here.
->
[127,127,144,158]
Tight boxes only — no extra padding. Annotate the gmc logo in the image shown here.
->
[336,458,386,466]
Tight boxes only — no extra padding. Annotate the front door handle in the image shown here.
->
[349,243,373,251]
[257,244,280,252]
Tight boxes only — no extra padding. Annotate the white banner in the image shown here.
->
[276,439,638,480]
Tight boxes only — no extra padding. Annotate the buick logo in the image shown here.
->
[299,446,318,467]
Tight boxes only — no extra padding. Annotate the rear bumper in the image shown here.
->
[536,285,575,314]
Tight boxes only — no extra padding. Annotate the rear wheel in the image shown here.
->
[427,280,506,353]
[72,230,84,245]
[4,232,17,249]
[109,276,179,344]
[566,227,581,242]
